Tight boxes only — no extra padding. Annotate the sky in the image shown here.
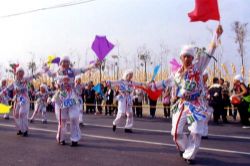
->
[0,0,249,77]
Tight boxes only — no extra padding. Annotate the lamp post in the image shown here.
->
[138,52,150,82]
[112,55,119,80]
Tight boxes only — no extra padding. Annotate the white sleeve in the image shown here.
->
[131,81,145,87]
[107,80,124,88]
[154,76,174,90]
[194,32,220,73]
[73,68,89,76]
[0,84,14,96]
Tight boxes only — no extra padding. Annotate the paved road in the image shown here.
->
[0,112,250,166]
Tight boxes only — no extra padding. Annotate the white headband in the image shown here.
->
[234,74,243,83]
[180,45,195,57]
[122,69,133,80]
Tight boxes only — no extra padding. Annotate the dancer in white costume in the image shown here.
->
[75,76,85,126]
[0,78,11,119]
[107,69,145,133]
[152,25,223,164]
[43,56,98,146]
[201,71,213,139]
[0,67,41,136]
[30,84,50,124]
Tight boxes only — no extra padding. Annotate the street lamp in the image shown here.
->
[138,52,150,82]
[112,55,119,80]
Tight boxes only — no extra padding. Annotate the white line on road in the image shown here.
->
[5,116,250,140]
[1,123,250,156]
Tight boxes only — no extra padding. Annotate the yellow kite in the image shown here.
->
[0,103,12,114]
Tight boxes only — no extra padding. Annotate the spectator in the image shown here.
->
[84,82,96,114]
[28,83,36,111]
[133,88,144,118]
[149,81,158,118]
[231,75,250,128]
[221,80,230,123]
[105,84,114,116]
[162,87,171,118]
[219,78,224,86]
[46,85,55,112]
[208,77,223,124]
[113,86,120,115]
[95,92,103,115]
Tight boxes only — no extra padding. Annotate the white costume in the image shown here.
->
[30,84,49,123]
[0,68,40,136]
[0,80,11,119]
[44,56,96,145]
[108,70,144,132]
[201,72,213,137]
[154,32,221,161]
[75,77,85,125]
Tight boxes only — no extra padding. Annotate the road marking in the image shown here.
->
[1,123,250,156]
[4,116,250,140]
[48,119,250,140]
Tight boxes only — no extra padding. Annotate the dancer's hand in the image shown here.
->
[94,60,101,68]
[216,25,223,37]
[42,63,49,72]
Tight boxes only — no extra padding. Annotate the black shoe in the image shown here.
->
[124,129,133,133]
[112,125,116,132]
[202,136,208,139]
[23,131,28,137]
[179,151,184,158]
[4,117,9,120]
[223,119,228,123]
[79,123,84,127]
[30,119,34,123]
[185,159,196,165]
[17,130,22,135]
[71,141,78,147]
[59,140,66,145]
[42,120,47,124]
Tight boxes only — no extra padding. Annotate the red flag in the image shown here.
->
[188,0,220,22]
[135,86,162,101]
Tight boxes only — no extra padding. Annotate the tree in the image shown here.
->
[99,59,106,82]
[138,46,151,82]
[28,61,37,75]
[232,21,248,76]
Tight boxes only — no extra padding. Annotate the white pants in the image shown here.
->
[13,102,30,132]
[78,103,83,124]
[113,106,133,129]
[3,113,9,118]
[171,109,204,160]
[30,103,47,122]
[202,107,213,137]
[55,104,81,142]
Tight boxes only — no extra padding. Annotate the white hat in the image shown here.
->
[60,56,70,64]
[122,69,133,80]
[40,84,48,91]
[75,75,81,80]
[203,70,208,76]
[16,67,24,73]
[1,77,7,81]
[180,45,195,57]
[234,74,243,83]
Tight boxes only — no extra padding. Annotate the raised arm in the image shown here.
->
[0,83,14,96]
[130,81,146,87]
[153,76,174,90]
[106,80,124,88]
[73,60,100,76]
[24,71,42,82]
[42,64,57,78]
[195,25,223,72]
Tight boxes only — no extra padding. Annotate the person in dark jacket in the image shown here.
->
[105,85,114,116]
[208,77,223,124]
